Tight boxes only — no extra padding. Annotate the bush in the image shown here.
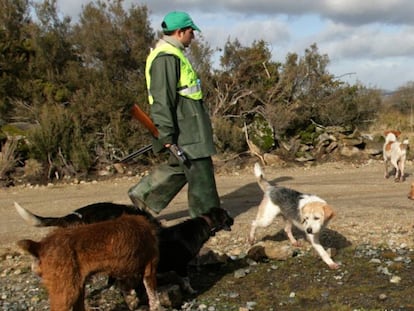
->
[248,114,275,152]
[0,137,19,180]
[28,104,91,179]
[212,117,246,153]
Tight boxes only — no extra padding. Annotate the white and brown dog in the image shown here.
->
[383,130,409,182]
[249,163,339,269]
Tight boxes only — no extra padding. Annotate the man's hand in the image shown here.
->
[166,144,190,166]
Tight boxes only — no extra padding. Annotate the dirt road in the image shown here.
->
[1,160,413,254]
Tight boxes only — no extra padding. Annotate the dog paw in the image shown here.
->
[122,289,139,310]
[329,262,340,270]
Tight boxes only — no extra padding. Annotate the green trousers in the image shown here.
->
[128,155,220,218]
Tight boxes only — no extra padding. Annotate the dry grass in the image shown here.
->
[0,137,19,179]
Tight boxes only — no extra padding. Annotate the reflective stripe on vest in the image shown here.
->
[145,42,203,104]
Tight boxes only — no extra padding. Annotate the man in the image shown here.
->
[128,11,220,218]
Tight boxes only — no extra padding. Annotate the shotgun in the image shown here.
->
[130,104,159,137]
[119,143,152,163]
[119,104,156,163]
[127,104,189,166]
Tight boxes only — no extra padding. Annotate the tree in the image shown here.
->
[69,0,154,157]
[0,0,33,121]
[212,38,279,118]
[387,82,414,114]
[3,0,156,180]
[263,44,379,134]
[379,81,414,131]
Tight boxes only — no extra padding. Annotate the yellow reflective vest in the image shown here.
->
[145,43,202,104]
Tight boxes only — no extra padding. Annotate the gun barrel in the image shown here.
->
[119,144,153,163]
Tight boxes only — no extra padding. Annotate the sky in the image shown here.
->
[54,0,414,91]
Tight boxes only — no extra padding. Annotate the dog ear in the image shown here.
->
[17,239,41,258]
[384,130,401,137]
[323,204,335,221]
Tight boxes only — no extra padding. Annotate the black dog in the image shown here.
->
[15,202,233,293]
[157,207,233,292]
[14,201,144,227]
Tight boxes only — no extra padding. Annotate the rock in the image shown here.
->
[341,137,363,147]
[295,153,315,162]
[234,268,250,278]
[340,146,361,157]
[247,241,293,261]
[113,163,125,174]
[326,141,339,153]
[247,244,267,261]
[263,153,285,166]
[378,293,388,301]
[364,147,382,156]
[263,242,293,260]
[192,247,229,266]
[97,169,113,176]
[390,275,401,284]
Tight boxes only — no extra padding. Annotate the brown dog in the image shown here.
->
[17,214,162,311]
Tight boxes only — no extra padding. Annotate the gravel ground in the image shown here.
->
[1,160,414,310]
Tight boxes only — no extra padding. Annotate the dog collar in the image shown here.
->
[71,212,83,219]
[201,215,217,236]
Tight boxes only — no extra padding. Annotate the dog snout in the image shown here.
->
[306,228,313,234]
[223,217,234,231]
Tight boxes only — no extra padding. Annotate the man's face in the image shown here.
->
[178,28,195,47]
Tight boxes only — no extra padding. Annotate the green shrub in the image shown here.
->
[249,114,274,152]
[0,137,19,179]
[28,104,92,178]
[212,117,246,153]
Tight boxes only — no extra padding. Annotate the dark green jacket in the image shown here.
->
[147,40,216,159]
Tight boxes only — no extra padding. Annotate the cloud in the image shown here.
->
[319,0,414,25]
[202,17,291,49]
[52,0,414,89]
[329,57,414,90]
[316,24,414,59]
[147,0,414,26]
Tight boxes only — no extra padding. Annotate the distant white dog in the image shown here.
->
[383,130,409,182]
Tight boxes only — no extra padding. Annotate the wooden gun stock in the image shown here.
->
[130,104,189,166]
[131,104,159,137]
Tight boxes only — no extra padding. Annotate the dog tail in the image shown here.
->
[254,163,272,192]
[17,239,41,258]
[14,202,72,227]
[401,138,409,152]
[14,202,45,227]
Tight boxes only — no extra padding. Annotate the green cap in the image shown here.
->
[162,11,201,32]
